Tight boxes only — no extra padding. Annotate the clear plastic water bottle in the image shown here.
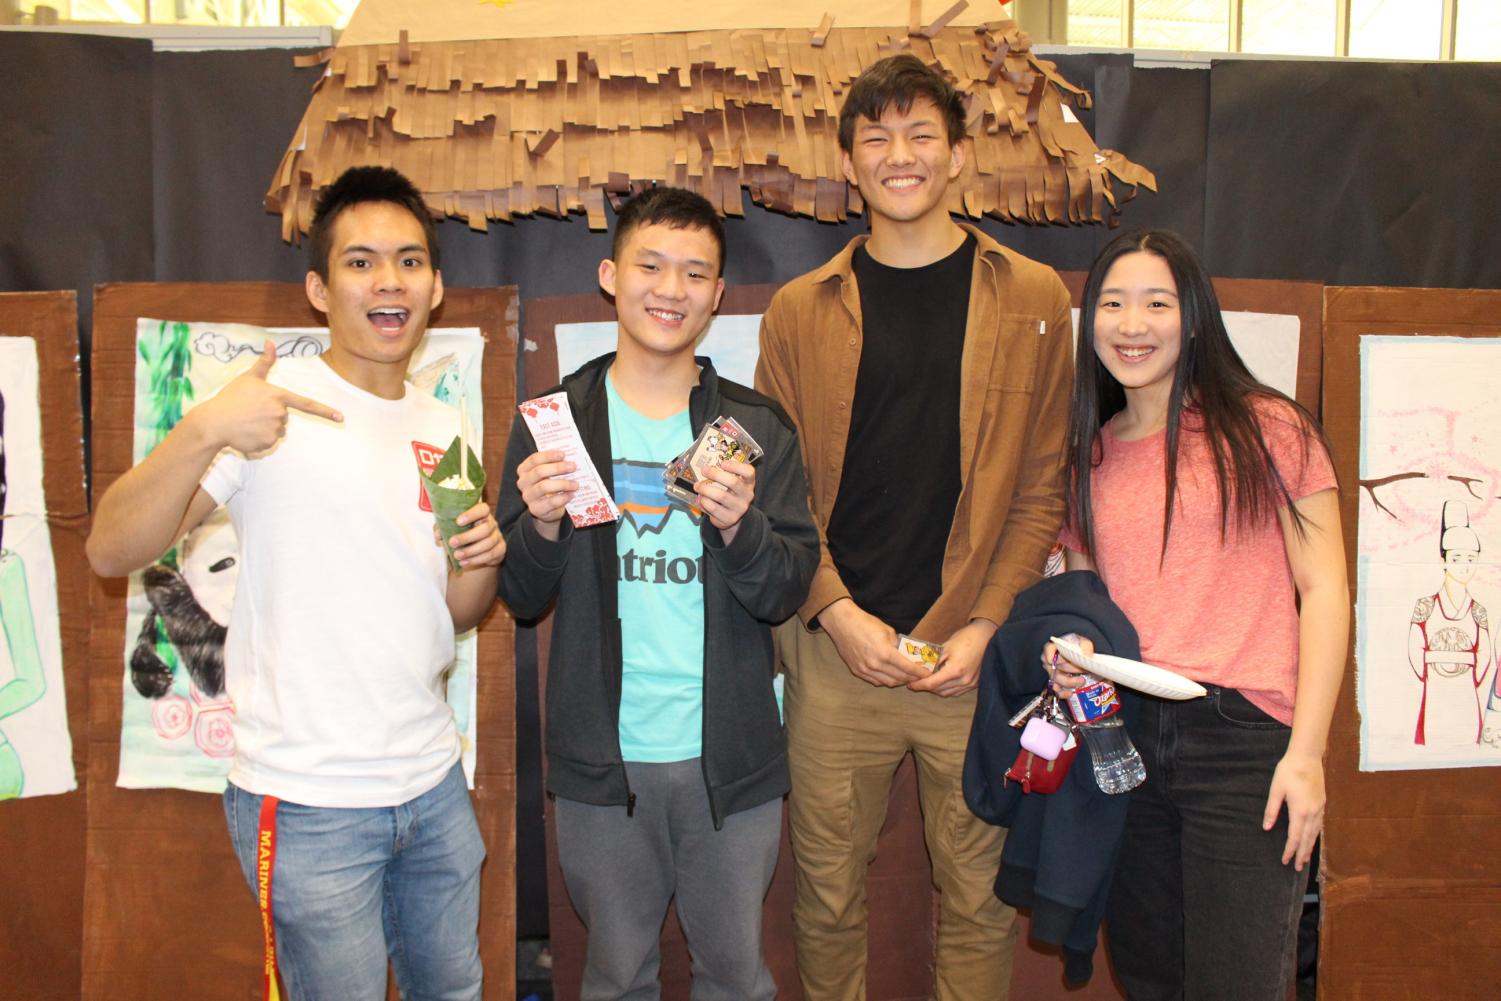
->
[1079,715,1147,794]
[1063,674,1147,794]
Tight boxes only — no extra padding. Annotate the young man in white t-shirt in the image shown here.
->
[87,167,505,1000]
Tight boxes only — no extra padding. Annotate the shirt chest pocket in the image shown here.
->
[984,316,1044,393]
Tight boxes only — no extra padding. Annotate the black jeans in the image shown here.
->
[1106,686,1309,1001]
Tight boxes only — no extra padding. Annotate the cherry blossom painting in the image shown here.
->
[1357,335,1501,770]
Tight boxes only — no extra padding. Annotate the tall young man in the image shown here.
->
[497,187,818,1000]
[87,167,503,1000]
[755,55,1075,1000]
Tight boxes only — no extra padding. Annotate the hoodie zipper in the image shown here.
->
[690,379,725,831]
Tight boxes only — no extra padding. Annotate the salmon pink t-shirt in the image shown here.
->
[1061,397,1336,724]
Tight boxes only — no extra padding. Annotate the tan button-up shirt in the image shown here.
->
[755,225,1074,641]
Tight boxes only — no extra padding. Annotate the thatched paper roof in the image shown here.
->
[266,7,1154,237]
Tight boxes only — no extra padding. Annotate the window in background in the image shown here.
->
[17,0,356,25]
[145,0,356,26]
[147,0,253,25]
[27,1,145,22]
[13,1,1499,61]
[283,0,355,28]
[1455,0,1501,60]
[1241,0,1338,56]
[1133,0,1229,50]
[1349,0,1444,59]
[1068,0,1126,48]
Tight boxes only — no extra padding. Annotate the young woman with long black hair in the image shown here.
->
[1047,229,1348,999]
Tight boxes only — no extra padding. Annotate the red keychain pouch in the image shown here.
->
[1004,742,1080,794]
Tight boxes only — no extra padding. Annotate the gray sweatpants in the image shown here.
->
[554,758,782,1001]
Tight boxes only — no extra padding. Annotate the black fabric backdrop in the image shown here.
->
[1203,59,1501,286]
[3,32,1499,945]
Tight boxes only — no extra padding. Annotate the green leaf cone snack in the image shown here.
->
[418,434,487,572]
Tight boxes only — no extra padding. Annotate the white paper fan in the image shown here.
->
[1050,635,1207,700]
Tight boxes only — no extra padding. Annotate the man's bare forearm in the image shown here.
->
[447,566,500,633]
[87,410,222,577]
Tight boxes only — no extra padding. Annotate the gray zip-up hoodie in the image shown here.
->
[497,354,818,827]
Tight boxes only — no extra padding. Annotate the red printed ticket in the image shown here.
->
[517,392,621,528]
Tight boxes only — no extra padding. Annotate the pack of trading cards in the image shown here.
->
[663,415,764,506]
[897,635,943,672]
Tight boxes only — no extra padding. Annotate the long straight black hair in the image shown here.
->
[1067,229,1330,562]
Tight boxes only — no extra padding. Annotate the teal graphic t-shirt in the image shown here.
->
[606,373,705,762]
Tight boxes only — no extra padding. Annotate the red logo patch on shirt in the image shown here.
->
[412,440,447,511]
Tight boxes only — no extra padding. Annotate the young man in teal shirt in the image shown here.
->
[497,187,818,1000]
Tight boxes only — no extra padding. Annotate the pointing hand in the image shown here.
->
[196,340,343,453]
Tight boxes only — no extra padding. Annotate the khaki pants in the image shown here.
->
[780,619,1016,1001]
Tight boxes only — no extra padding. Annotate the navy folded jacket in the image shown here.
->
[963,570,1142,985]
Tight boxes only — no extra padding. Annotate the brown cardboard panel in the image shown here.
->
[1322,881,1501,1001]
[1320,286,1501,1001]
[1212,277,1323,416]
[519,284,785,395]
[268,24,1153,237]
[1058,272,1324,413]
[0,291,88,1001]
[83,283,518,1001]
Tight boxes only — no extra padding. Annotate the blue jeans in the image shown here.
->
[224,763,485,1001]
[1107,686,1309,1001]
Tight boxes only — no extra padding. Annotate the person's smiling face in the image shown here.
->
[1092,251,1185,411]
[599,221,725,361]
[305,200,444,384]
[840,97,965,228]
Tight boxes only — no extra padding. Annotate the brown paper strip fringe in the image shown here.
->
[266,22,1155,236]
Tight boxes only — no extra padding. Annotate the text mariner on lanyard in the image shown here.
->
[257,795,282,1001]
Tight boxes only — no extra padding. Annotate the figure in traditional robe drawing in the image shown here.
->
[0,389,48,799]
[1408,500,1494,747]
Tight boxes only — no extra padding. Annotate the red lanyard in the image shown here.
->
[256,795,282,1001]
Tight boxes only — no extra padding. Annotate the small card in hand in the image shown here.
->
[663,415,764,506]
[897,635,942,671]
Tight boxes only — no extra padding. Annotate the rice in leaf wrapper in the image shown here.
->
[418,433,487,572]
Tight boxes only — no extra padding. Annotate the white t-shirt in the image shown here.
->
[200,357,462,808]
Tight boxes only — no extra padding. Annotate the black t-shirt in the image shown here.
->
[825,235,974,634]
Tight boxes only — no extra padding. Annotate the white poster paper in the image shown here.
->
[117,320,485,792]
[1357,335,1501,771]
[0,336,76,800]
[554,313,763,387]
[1069,308,1301,399]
